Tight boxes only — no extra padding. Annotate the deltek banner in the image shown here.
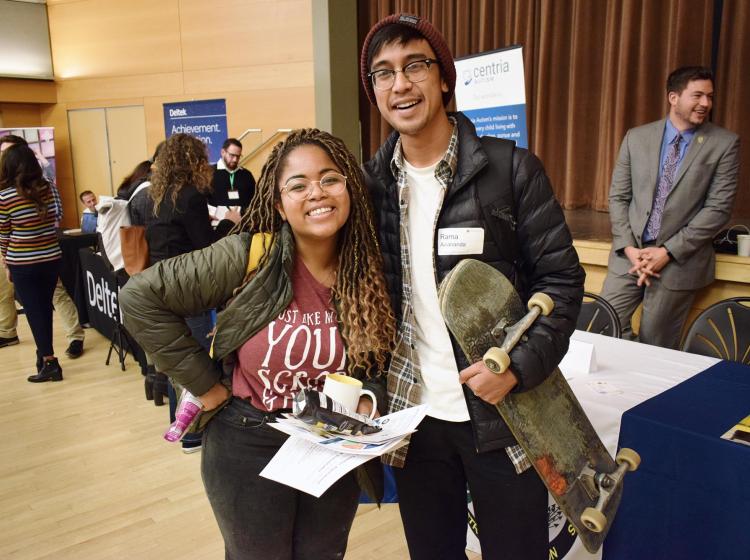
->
[455,46,527,148]
[79,248,148,371]
[163,99,227,163]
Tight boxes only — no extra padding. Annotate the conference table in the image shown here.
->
[549,330,749,560]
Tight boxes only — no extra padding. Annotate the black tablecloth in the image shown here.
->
[59,231,98,324]
[79,247,148,372]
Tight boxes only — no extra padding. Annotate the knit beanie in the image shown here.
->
[360,13,456,106]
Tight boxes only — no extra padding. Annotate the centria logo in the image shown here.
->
[463,69,472,86]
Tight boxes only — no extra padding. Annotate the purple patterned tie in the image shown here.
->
[645,133,682,241]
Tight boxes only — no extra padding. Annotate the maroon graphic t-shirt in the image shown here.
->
[232,255,346,411]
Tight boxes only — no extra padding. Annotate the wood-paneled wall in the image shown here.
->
[9,0,316,227]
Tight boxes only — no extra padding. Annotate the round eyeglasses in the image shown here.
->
[368,58,438,91]
[281,172,347,201]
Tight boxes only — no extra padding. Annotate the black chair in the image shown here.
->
[577,292,622,338]
[681,298,750,364]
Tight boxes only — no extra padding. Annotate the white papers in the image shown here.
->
[559,339,597,378]
[260,404,428,496]
[260,439,371,497]
[207,204,240,226]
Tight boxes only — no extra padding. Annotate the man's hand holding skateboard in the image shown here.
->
[459,361,518,404]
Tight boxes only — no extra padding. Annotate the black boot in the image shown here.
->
[28,358,63,383]
[152,372,169,406]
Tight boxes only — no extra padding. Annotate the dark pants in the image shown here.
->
[202,398,359,560]
[394,417,548,560]
[9,260,61,358]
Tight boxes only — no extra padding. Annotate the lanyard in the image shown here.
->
[229,171,235,189]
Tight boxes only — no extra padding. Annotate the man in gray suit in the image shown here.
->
[600,66,740,349]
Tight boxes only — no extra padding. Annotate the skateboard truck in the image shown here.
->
[483,292,555,374]
[579,448,641,532]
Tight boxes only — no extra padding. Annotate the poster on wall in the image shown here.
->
[162,99,227,164]
[0,126,56,183]
[454,46,528,148]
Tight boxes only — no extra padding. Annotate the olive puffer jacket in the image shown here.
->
[363,112,585,452]
[119,223,387,497]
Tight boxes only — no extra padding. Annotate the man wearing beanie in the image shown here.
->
[361,14,585,559]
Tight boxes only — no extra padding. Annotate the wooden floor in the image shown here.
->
[1,315,480,559]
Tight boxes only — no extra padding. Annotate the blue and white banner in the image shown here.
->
[455,46,527,148]
[163,99,227,164]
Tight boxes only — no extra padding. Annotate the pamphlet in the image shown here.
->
[721,414,750,446]
[260,404,428,496]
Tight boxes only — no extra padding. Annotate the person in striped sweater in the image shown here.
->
[0,143,64,382]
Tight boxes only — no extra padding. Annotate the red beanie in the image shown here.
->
[360,13,456,106]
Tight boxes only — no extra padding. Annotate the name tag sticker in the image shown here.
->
[228,190,240,200]
[437,228,485,255]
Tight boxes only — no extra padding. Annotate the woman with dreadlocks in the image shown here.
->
[120,129,396,559]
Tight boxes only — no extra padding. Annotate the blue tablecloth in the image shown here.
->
[605,361,750,560]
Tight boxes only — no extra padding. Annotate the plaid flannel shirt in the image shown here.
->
[382,119,531,474]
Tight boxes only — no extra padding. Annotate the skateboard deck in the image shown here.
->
[438,259,637,553]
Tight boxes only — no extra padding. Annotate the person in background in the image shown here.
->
[115,160,152,200]
[0,134,85,360]
[0,248,16,348]
[0,144,64,381]
[207,138,256,215]
[127,143,165,227]
[79,190,98,233]
[361,14,584,558]
[0,136,21,349]
[600,66,740,349]
[121,128,395,559]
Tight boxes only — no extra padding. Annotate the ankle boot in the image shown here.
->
[152,372,169,407]
[145,371,156,400]
[28,358,63,383]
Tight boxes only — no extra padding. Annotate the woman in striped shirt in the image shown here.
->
[0,144,64,382]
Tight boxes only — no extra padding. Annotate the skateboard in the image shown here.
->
[438,259,640,554]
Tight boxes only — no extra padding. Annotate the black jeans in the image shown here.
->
[9,260,61,358]
[201,398,359,560]
[394,416,548,560]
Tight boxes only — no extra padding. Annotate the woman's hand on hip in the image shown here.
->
[199,382,230,411]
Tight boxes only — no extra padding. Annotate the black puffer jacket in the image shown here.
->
[363,112,585,452]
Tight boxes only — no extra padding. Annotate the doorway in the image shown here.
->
[67,105,148,223]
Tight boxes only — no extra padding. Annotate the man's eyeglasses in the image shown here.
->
[368,59,438,91]
[281,172,347,201]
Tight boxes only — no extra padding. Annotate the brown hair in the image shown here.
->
[149,134,213,215]
[0,144,51,217]
[233,128,396,376]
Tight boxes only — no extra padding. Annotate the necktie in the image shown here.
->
[645,133,682,241]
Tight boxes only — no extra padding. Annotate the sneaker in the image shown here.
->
[28,358,63,383]
[65,340,84,359]
[181,441,202,454]
[0,336,19,348]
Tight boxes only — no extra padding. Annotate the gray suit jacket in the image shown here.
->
[608,118,740,290]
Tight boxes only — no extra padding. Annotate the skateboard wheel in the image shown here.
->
[483,347,510,374]
[580,507,607,533]
[528,293,554,316]
[615,448,641,472]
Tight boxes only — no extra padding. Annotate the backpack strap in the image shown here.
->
[247,232,274,274]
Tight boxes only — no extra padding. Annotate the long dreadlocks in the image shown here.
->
[233,128,396,376]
